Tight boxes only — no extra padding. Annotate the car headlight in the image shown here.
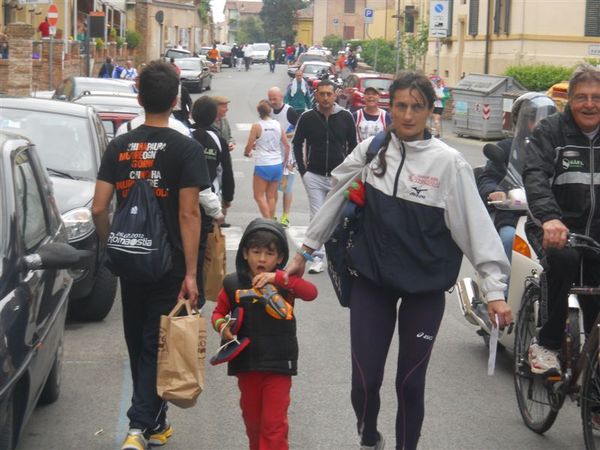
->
[62,207,95,242]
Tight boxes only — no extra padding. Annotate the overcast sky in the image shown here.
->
[212,0,263,23]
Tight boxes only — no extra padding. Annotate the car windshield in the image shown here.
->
[75,80,135,97]
[1,109,96,179]
[303,64,329,75]
[166,49,190,59]
[198,48,210,55]
[362,78,393,92]
[253,43,270,52]
[300,53,326,63]
[177,59,202,71]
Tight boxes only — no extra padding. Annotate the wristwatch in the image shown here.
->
[297,249,314,262]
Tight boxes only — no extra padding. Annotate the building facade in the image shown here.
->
[427,0,600,85]
[223,0,262,44]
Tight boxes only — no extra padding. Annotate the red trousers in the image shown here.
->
[237,372,292,450]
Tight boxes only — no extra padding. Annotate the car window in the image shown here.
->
[302,64,329,75]
[2,109,97,179]
[253,43,270,51]
[102,120,115,139]
[13,149,48,251]
[362,78,393,92]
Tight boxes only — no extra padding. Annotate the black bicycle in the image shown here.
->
[514,233,600,449]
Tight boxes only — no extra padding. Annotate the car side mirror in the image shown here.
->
[22,242,92,271]
[202,66,209,72]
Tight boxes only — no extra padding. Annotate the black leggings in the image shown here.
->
[350,276,445,450]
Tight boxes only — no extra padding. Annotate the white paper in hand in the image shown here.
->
[488,314,499,376]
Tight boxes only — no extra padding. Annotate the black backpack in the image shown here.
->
[324,131,387,307]
[106,180,173,282]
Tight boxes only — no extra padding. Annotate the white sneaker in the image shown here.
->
[528,341,561,375]
[308,257,325,274]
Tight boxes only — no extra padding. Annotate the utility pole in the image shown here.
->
[393,0,401,74]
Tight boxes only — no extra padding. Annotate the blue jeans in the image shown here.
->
[499,225,516,262]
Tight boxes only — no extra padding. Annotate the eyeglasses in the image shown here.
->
[571,94,600,105]
[393,102,428,113]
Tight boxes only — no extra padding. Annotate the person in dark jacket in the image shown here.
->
[172,82,192,127]
[98,57,114,78]
[211,218,317,450]
[476,138,519,260]
[292,79,357,273]
[191,96,235,299]
[523,64,600,376]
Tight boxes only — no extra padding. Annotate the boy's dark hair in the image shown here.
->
[138,60,179,114]
[192,96,218,128]
[244,230,284,255]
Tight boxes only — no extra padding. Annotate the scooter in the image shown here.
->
[455,93,575,352]
[456,143,539,351]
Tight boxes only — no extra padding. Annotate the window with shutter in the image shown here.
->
[585,0,600,37]
[469,0,479,36]
[344,0,356,14]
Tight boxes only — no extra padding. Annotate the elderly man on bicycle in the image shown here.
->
[523,64,600,376]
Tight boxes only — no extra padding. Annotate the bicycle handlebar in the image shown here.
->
[567,233,600,251]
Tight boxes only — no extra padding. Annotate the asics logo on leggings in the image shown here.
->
[416,332,434,340]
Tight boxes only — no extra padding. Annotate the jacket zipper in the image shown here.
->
[325,115,330,177]
[586,136,597,236]
[392,142,407,197]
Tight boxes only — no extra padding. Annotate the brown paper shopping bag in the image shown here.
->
[203,224,226,301]
[157,299,206,408]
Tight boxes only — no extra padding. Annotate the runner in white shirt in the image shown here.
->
[268,86,299,227]
[244,100,290,218]
[352,86,391,142]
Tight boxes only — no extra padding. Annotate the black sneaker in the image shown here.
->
[220,222,231,228]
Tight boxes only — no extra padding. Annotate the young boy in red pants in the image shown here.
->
[211,218,317,450]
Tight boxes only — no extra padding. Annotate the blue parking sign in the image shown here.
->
[364,8,374,24]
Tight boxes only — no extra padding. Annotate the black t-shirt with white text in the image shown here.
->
[98,125,210,277]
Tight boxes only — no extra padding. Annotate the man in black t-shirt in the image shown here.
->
[92,61,210,450]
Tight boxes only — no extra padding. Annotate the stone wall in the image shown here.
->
[2,24,136,95]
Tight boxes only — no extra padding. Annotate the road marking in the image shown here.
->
[236,123,252,131]
[233,170,245,178]
[222,225,307,251]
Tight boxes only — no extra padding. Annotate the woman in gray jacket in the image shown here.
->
[286,72,512,450]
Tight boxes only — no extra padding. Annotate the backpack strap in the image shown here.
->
[223,273,239,306]
[366,130,387,163]
[126,120,132,132]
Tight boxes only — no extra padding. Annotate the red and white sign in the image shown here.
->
[482,104,491,120]
[47,4,59,27]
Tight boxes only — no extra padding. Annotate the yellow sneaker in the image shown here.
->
[149,423,173,446]
[121,429,147,450]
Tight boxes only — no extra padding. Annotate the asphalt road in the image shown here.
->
[20,64,584,450]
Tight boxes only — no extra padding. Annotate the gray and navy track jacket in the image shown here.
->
[304,133,509,302]
[523,108,600,238]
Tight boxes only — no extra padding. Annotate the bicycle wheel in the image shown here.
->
[513,284,560,433]
[581,345,600,449]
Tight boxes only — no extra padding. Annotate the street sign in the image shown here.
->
[364,8,374,25]
[429,0,449,38]
[47,4,58,27]
[589,44,600,56]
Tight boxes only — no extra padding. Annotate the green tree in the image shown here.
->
[125,30,141,50]
[197,0,211,43]
[504,64,573,91]
[322,34,343,54]
[236,16,265,44]
[260,0,307,44]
